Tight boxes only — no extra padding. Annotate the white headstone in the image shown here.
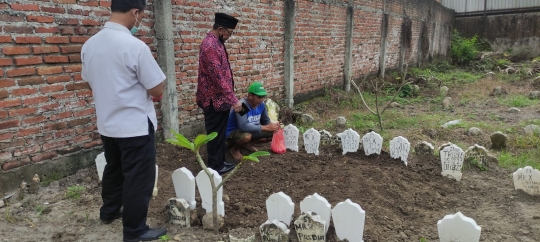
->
[513,166,540,195]
[341,129,361,155]
[152,165,159,197]
[303,128,321,155]
[266,192,295,226]
[294,211,326,242]
[172,167,196,209]
[390,136,411,166]
[166,198,191,228]
[437,212,481,242]
[465,144,488,168]
[440,145,465,181]
[259,219,290,242]
[95,152,106,181]
[196,169,224,216]
[284,124,300,152]
[300,193,332,233]
[362,131,383,156]
[332,199,366,242]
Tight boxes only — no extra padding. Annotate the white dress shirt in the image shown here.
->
[81,22,165,138]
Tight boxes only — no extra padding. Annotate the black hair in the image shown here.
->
[111,0,146,13]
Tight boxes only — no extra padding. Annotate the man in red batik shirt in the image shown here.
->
[196,13,242,175]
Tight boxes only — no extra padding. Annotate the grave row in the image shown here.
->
[284,125,410,165]
[284,124,489,182]
[165,167,483,242]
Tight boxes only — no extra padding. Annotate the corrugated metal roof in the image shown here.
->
[441,0,540,13]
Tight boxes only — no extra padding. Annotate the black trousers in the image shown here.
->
[204,107,230,170]
[100,119,155,240]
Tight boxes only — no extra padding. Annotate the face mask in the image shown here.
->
[130,12,141,35]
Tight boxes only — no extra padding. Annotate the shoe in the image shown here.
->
[217,163,235,175]
[124,228,167,242]
[100,209,122,224]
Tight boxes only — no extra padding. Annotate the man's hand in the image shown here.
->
[233,100,243,113]
[262,122,280,132]
[152,95,163,102]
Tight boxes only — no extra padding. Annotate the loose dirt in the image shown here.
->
[1,140,539,242]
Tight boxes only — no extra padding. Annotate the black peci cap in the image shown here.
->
[215,12,239,29]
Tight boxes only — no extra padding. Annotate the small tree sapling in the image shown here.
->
[166,130,269,234]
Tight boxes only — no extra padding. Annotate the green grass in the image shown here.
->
[41,173,62,187]
[498,134,540,170]
[498,95,538,107]
[66,185,85,200]
[410,68,483,86]
[35,206,45,216]
[498,150,540,170]
[159,235,171,241]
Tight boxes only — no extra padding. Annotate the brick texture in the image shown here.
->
[0,0,453,171]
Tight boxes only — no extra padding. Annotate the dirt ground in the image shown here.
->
[2,70,540,241]
[1,139,540,242]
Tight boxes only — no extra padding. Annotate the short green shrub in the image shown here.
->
[451,29,478,66]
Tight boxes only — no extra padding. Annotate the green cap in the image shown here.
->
[248,82,267,96]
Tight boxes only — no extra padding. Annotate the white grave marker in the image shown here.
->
[390,136,411,166]
[283,124,299,152]
[513,166,540,195]
[95,152,106,181]
[196,169,224,216]
[341,129,360,155]
[437,212,481,242]
[300,193,332,233]
[259,219,290,242]
[172,167,196,209]
[440,145,465,181]
[303,128,321,155]
[294,211,326,242]
[266,192,295,226]
[332,199,366,242]
[362,131,383,156]
[165,198,190,228]
[152,165,159,197]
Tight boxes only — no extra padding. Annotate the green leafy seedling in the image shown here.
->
[166,130,269,234]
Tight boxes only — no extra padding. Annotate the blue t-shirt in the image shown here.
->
[226,98,270,137]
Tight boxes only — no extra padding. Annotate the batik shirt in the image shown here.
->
[196,32,238,112]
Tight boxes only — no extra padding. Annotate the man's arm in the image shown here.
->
[137,45,166,97]
[148,82,164,98]
[235,111,262,135]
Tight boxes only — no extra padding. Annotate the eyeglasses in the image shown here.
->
[222,28,234,35]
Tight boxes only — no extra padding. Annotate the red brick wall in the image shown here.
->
[171,0,286,125]
[0,0,453,172]
[293,1,346,93]
[0,0,157,171]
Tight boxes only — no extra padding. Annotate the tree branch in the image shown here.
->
[351,78,377,115]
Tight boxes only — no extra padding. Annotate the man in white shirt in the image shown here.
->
[81,0,167,241]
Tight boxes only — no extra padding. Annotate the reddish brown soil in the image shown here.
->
[149,141,540,242]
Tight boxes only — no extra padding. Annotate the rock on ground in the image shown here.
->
[467,127,482,136]
[202,213,224,231]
